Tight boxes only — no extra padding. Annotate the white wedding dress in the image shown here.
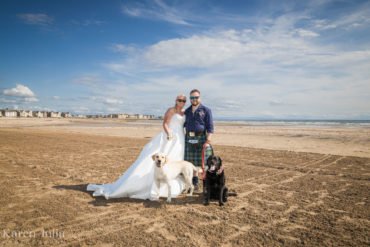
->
[86,113,186,200]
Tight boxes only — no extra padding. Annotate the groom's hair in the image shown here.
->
[190,89,200,95]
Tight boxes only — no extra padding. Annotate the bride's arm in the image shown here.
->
[162,108,174,139]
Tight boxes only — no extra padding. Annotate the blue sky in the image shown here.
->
[1,0,369,119]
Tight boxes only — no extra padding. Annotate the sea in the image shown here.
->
[214,119,370,127]
[118,118,370,128]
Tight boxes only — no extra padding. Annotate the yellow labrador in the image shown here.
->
[152,153,199,202]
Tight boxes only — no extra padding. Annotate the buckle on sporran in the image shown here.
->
[188,139,199,144]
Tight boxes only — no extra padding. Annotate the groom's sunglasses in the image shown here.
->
[177,99,186,103]
[190,96,200,100]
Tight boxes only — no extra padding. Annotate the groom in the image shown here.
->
[184,89,214,191]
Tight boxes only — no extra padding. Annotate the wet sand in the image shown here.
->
[0,118,369,246]
[1,118,370,158]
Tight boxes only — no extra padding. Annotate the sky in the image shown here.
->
[0,0,369,119]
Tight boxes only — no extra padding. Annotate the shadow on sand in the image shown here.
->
[53,183,204,208]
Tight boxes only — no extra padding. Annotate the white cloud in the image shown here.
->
[295,28,319,38]
[0,98,17,103]
[84,95,125,106]
[71,19,105,26]
[122,0,191,25]
[1,84,40,106]
[312,19,337,30]
[74,75,105,87]
[3,84,36,97]
[17,13,53,26]
[104,98,124,105]
[99,13,370,119]
[30,106,54,111]
[110,44,137,54]
[311,2,370,31]
[70,2,370,119]
[106,26,322,71]
[144,34,244,68]
[24,97,39,102]
[72,106,90,114]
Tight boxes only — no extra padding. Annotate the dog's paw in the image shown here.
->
[219,202,224,206]
[166,198,172,203]
[203,200,209,206]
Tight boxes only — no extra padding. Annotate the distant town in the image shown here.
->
[0,108,160,119]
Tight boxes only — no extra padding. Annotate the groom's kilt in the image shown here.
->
[185,133,213,167]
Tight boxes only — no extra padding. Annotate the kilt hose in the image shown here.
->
[184,133,213,167]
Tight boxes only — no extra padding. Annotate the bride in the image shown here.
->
[87,94,187,200]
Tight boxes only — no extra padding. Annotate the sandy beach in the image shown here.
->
[1,118,370,158]
[0,118,369,246]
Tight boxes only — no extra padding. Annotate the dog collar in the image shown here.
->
[207,166,224,175]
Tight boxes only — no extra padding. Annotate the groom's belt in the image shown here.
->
[186,131,206,137]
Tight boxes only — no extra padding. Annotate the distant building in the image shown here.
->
[93,113,155,119]
[142,114,155,119]
[61,112,72,118]
[108,113,129,119]
[32,111,44,118]
[86,114,103,118]
[2,109,19,117]
[0,108,159,119]
[135,114,144,119]
[19,110,33,118]
[47,111,61,118]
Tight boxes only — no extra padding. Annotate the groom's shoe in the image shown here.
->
[192,176,199,192]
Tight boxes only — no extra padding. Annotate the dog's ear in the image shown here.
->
[218,156,223,167]
[151,154,156,161]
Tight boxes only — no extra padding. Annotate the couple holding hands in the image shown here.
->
[87,89,214,201]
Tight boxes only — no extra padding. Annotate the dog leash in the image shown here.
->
[201,143,213,180]
[201,143,206,180]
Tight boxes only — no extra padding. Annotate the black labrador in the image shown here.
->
[203,155,228,206]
